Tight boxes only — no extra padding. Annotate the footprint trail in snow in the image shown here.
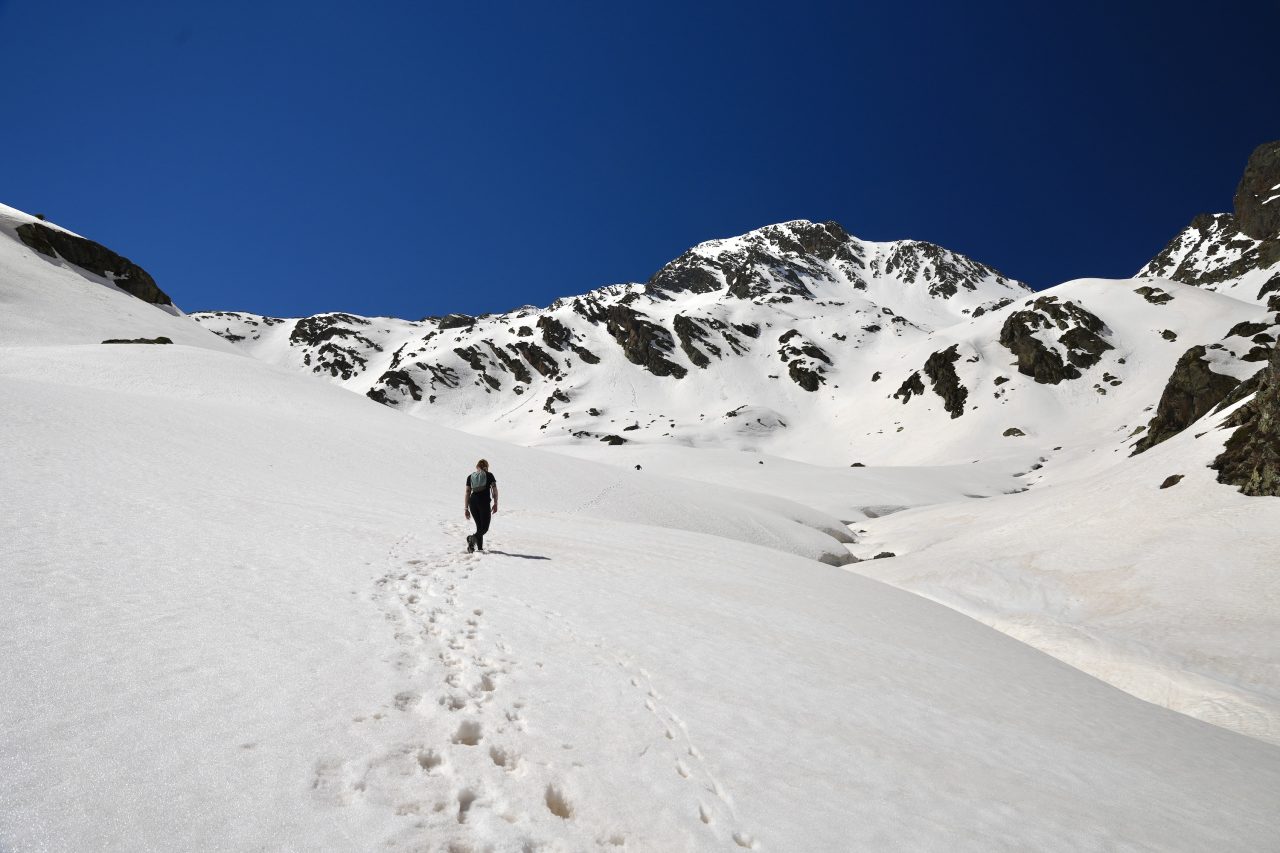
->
[309,522,759,850]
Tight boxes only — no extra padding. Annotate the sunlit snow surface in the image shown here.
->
[3,210,1280,851]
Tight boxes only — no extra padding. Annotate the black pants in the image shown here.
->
[469,495,492,549]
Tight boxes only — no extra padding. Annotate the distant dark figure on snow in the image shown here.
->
[464,458,498,553]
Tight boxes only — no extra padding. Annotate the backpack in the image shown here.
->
[468,470,488,492]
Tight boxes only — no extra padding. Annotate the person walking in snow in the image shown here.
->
[464,458,498,553]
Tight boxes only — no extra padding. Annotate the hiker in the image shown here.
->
[464,458,498,553]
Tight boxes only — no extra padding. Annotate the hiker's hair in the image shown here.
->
[476,459,489,471]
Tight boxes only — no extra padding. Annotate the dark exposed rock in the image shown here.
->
[998,296,1111,383]
[893,371,925,403]
[1212,345,1280,495]
[416,363,460,390]
[993,376,1010,386]
[872,551,896,560]
[1159,474,1184,489]
[453,346,487,373]
[289,316,379,350]
[871,371,882,382]
[438,313,476,330]
[646,250,722,295]
[732,322,760,339]
[485,341,534,384]
[311,343,367,379]
[1233,140,1280,241]
[1142,213,1280,289]
[603,305,687,378]
[922,344,968,418]
[1059,326,1113,369]
[366,370,423,406]
[15,221,172,306]
[536,315,600,364]
[1227,321,1272,339]
[1133,345,1242,453]
[1162,329,1178,341]
[1003,427,1025,437]
[1135,285,1173,305]
[509,341,560,378]
[543,387,570,414]
[788,361,826,392]
[101,336,173,344]
[600,434,628,445]
[672,314,713,368]
[871,240,1019,299]
[971,297,1015,318]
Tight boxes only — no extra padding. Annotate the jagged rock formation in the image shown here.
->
[15,221,172,306]
[1213,345,1280,496]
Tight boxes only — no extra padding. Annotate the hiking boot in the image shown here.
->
[466,535,475,553]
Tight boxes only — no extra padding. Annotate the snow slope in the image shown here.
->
[5,209,1280,850]
[4,327,1280,852]
[850,390,1280,746]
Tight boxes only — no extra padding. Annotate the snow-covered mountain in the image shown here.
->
[190,145,1280,474]
[191,221,1037,463]
[4,141,1280,851]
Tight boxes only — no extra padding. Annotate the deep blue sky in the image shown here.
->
[2,1,1277,318]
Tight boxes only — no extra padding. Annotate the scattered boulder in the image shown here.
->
[1159,474,1184,489]
[872,551,896,560]
[1003,427,1025,437]
[600,434,627,446]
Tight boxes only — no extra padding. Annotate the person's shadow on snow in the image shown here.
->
[484,550,551,561]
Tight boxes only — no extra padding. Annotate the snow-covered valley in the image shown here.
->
[4,142,1280,852]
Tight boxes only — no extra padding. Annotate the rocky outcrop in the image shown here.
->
[998,296,1112,384]
[603,305,686,378]
[366,370,423,406]
[673,314,717,368]
[873,240,1019,299]
[1132,345,1241,454]
[16,221,172,306]
[1212,346,1280,495]
[893,371,925,403]
[923,345,968,418]
[1233,140,1280,241]
[536,315,600,364]
[101,336,173,344]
